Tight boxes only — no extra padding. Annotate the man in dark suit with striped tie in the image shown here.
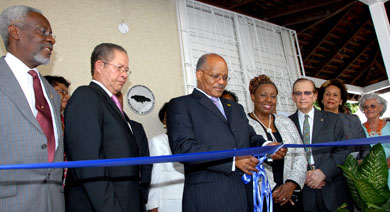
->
[167,53,286,212]
[289,78,352,212]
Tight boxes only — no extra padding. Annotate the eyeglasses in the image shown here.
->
[201,70,229,81]
[55,89,69,96]
[101,60,131,74]
[293,91,313,97]
[363,104,378,110]
[16,22,56,39]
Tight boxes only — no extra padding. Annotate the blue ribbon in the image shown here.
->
[0,136,389,170]
[242,156,274,212]
[0,145,282,170]
[1,136,390,212]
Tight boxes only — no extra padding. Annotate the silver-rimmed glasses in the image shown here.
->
[201,70,229,81]
[101,60,131,75]
[15,22,56,39]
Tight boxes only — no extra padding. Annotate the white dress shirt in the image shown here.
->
[5,52,59,149]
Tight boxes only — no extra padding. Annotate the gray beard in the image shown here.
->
[33,52,50,65]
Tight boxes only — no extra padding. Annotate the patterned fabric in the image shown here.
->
[303,114,312,165]
[210,96,226,119]
[247,113,307,190]
[29,70,55,162]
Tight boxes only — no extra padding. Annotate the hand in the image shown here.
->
[272,181,296,206]
[235,155,259,175]
[266,142,287,160]
[305,169,326,189]
[149,208,158,212]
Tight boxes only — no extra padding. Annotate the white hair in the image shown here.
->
[359,93,387,116]
[0,5,41,48]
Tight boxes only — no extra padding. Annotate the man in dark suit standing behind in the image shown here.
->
[64,43,151,212]
[289,78,352,212]
[167,53,286,212]
[0,5,64,212]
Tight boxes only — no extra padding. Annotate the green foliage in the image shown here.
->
[338,143,390,212]
[346,102,360,114]
[335,203,350,212]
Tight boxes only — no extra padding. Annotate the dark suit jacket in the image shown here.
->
[167,89,265,212]
[339,113,370,159]
[289,108,353,211]
[64,82,152,212]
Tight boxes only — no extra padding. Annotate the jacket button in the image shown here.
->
[41,144,47,149]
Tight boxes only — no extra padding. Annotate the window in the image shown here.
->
[176,0,304,114]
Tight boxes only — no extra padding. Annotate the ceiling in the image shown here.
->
[196,0,389,93]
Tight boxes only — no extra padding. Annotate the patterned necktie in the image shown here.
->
[28,70,55,162]
[211,97,226,119]
[303,114,312,165]
[111,94,123,115]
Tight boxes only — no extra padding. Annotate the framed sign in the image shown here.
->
[126,85,155,115]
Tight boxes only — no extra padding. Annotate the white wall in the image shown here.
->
[0,0,185,138]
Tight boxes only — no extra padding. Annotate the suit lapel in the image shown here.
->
[0,57,42,131]
[221,98,232,122]
[40,74,63,142]
[290,111,303,140]
[312,109,324,143]
[192,89,228,124]
[89,82,127,124]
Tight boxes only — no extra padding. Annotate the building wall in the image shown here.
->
[0,0,185,138]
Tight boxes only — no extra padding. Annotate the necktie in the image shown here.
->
[303,114,312,165]
[28,70,55,162]
[111,95,123,115]
[210,97,226,119]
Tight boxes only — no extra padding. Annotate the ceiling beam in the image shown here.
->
[306,76,364,94]
[229,0,256,9]
[335,39,376,79]
[298,1,357,35]
[281,9,330,27]
[363,79,390,93]
[302,4,363,64]
[350,48,379,85]
[263,0,346,20]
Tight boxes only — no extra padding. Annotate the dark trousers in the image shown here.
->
[305,190,330,212]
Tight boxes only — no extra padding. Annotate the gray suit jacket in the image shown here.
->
[0,57,64,212]
[289,108,353,211]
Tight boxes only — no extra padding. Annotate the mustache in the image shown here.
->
[214,85,225,89]
[40,43,53,50]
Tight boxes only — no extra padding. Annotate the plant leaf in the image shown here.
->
[339,154,365,209]
[358,143,390,204]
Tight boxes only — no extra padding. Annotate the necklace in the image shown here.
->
[364,119,384,136]
[252,112,277,142]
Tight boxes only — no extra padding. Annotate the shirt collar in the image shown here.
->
[297,107,315,120]
[195,87,213,99]
[5,52,38,73]
[92,80,113,97]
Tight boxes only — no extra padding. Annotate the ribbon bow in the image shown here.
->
[242,155,273,212]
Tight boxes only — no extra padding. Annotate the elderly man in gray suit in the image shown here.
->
[0,5,64,212]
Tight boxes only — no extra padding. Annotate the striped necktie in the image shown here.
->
[303,114,312,165]
[211,97,226,119]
